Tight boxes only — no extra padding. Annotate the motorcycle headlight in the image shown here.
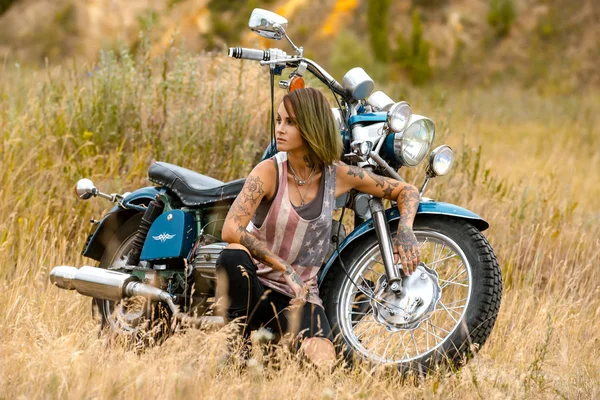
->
[427,145,453,177]
[392,115,435,167]
[387,101,411,132]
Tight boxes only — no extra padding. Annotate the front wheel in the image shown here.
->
[321,216,502,374]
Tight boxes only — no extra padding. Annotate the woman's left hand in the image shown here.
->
[393,226,421,275]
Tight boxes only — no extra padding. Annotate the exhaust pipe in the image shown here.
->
[50,266,139,301]
[50,266,224,326]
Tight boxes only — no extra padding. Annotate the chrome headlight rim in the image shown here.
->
[393,115,435,167]
[427,145,454,177]
[386,101,412,133]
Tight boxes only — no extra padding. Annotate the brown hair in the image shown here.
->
[282,88,343,166]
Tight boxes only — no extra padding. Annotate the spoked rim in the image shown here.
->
[338,230,472,364]
[101,234,152,334]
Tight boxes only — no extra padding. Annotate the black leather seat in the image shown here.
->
[148,162,245,206]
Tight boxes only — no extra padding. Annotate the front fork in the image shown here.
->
[368,197,404,294]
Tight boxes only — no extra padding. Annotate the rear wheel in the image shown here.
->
[321,216,502,375]
[92,214,172,342]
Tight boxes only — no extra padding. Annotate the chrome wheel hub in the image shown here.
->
[371,264,442,331]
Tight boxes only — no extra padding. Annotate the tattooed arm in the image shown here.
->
[221,160,309,301]
[336,164,421,274]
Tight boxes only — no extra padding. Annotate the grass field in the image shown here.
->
[0,45,598,399]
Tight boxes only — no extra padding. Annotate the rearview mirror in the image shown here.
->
[248,8,288,40]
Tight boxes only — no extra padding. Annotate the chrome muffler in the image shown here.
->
[49,266,224,326]
[50,266,174,304]
[50,266,139,301]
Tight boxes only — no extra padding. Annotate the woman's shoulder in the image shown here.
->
[248,158,278,197]
[251,158,278,178]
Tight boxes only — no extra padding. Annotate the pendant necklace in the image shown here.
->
[288,161,315,186]
[295,173,314,206]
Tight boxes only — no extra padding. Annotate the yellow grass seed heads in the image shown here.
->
[0,44,599,398]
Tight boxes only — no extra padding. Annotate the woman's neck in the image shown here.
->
[287,150,319,179]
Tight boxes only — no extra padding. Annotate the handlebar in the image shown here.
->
[227,47,348,99]
[228,47,271,61]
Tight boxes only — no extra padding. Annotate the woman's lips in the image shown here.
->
[276,138,286,142]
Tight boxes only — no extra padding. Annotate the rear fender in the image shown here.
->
[81,187,160,261]
[317,201,489,286]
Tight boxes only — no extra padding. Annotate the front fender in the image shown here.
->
[317,201,488,286]
[81,186,160,261]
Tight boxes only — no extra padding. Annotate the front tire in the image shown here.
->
[321,216,502,375]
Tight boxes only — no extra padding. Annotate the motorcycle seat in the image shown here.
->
[148,162,245,206]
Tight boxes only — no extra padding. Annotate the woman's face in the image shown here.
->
[275,101,306,152]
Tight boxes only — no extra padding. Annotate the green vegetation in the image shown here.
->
[487,0,516,38]
[366,0,391,63]
[394,10,432,86]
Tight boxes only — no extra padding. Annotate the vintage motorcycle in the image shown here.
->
[50,9,502,374]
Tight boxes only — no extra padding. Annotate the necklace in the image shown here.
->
[295,173,314,206]
[288,161,315,186]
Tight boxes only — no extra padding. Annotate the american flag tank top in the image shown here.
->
[246,152,337,306]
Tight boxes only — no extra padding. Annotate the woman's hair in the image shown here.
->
[282,87,343,166]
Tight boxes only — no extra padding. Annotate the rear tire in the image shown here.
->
[92,214,172,344]
[321,216,502,375]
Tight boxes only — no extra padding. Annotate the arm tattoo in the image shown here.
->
[397,185,420,227]
[239,175,265,204]
[365,170,400,199]
[284,264,304,286]
[347,165,365,179]
[237,227,275,268]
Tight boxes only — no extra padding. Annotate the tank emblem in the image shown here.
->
[153,233,176,243]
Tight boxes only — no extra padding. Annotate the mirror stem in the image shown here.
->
[278,27,303,57]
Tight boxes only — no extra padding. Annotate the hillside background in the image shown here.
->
[1,0,598,92]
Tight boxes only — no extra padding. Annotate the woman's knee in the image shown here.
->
[216,246,252,272]
[301,337,337,364]
[225,243,251,255]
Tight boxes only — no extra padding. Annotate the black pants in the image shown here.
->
[215,249,332,342]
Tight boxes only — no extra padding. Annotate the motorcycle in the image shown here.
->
[50,8,502,374]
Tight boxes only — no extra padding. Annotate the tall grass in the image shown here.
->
[0,40,599,398]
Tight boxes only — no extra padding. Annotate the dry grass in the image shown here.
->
[0,43,599,399]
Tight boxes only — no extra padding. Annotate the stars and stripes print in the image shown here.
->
[246,152,336,306]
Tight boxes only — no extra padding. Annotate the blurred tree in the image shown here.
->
[0,0,17,16]
[488,0,516,38]
[394,10,432,85]
[367,0,391,63]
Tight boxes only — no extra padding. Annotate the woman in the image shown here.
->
[217,88,421,366]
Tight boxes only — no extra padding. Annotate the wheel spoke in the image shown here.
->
[439,278,469,288]
[444,297,468,307]
[350,310,371,316]
[410,331,419,355]
[428,321,451,335]
[392,331,411,360]
[427,320,443,343]
[428,253,458,266]
[355,318,378,340]
[438,301,459,323]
